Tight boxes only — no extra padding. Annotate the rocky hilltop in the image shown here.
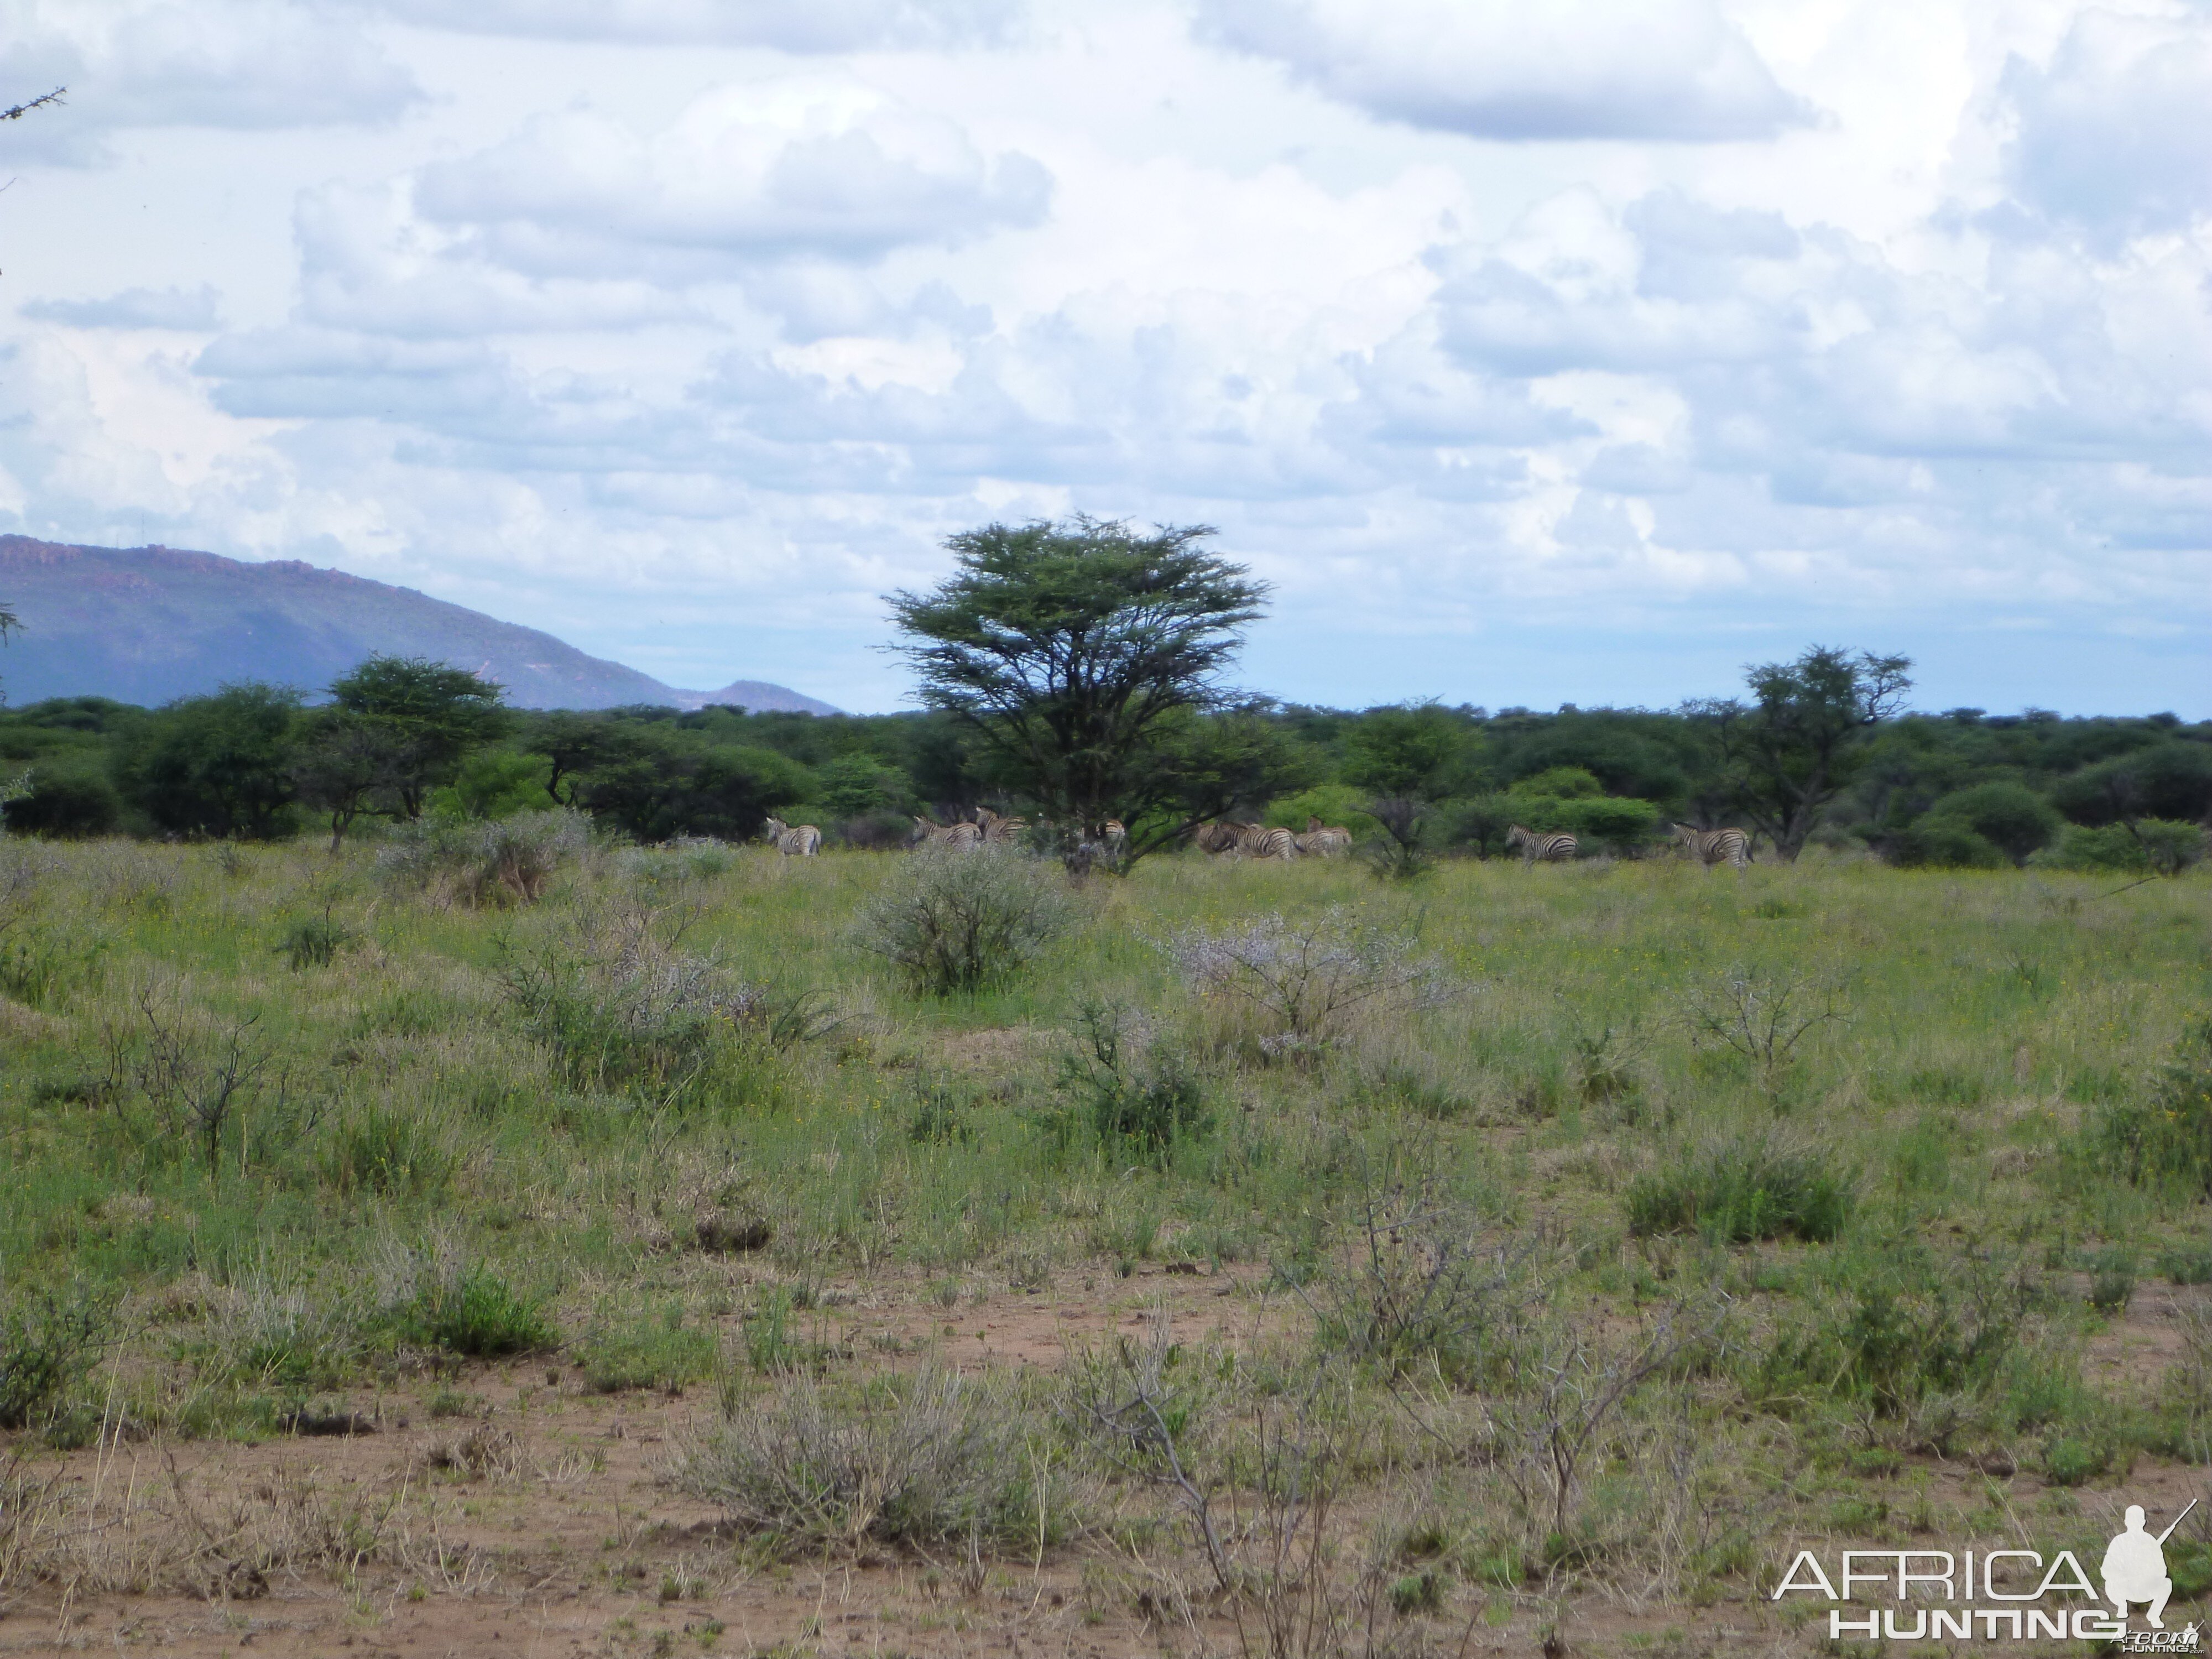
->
[0,538,836,712]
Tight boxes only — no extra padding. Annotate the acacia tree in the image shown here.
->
[290,709,414,852]
[889,516,1280,869]
[325,655,509,819]
[1692,646,1913,860]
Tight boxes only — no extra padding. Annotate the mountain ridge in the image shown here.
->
[0,537,837,714]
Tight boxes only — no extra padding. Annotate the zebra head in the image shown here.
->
[763,816,787,842]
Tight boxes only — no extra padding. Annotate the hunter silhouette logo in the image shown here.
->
[2106,1503,2194,1630]
[1771,1498,2203,1645]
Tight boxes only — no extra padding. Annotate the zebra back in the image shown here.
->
[976,808,1027,844]
[912,816,982,851]
[764,817,821,856]
[1236,824,1297,860]
[1193,820,1244,854]
[1507,825,1577,864]
[1672,823,1750,868]
[1296,821,1352,857]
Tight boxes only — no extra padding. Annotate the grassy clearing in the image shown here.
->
[2,836,2209,1639]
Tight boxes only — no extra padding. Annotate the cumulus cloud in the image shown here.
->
[1195,0,1811,141]
[2001,8,2212,247]
[7,0,2209,711]
[20,285,224,330]
[413,81,1051,282]
[345,0,1020,50]
[293,184,701,338]
[0,0,422,161]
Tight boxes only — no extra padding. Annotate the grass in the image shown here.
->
[1,836,2209,1622]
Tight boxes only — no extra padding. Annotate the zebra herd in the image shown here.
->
[759,809,1753,868]
[1189,816,1353,860]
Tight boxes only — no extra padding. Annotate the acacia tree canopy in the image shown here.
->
[889,516,1277,866]
[325,655,509,820]
[1694,645,1913,860]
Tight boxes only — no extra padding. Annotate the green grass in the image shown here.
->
[2,836,2210,1604]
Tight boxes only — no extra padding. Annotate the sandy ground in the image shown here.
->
[4,1262,2207,1658]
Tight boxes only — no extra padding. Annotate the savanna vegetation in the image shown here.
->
[1,522,2208,1655]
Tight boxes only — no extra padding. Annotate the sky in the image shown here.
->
[1,0,2207,716]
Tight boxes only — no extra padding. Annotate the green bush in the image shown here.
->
[1467,782,1662,855]
[1054,1002,1211,1166]
[2136,820,2209,877]
[1892,817,2007,870]
[1439,795,1519,859]
[389,1269,556,1358]
[2090,1018,2212,1196]
[578,1306,719,1393]
[427,749,548,822]
[377,809,589,906]
[2158,1243,2212,1285]
[0,1287,109,1430]
[0,928,96,1007]
[1262,784,1379,840]
[1918,782,2061,865]
[276,910,354,971]
[320,1105,452,1197]
[498,932,758,1106]
[2,759,122,838]
[2042,820,2206,877]
[1763,1252,2034,1420]
[1626,1138,1852,1244]
[854,846,1072,996]
[1511,766,1605,799]
[2041,822,2149,873]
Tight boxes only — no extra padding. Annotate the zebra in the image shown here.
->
[1192,820,1246,855]
[911,815,982,851]
[1672,823,1751,869]
[1295,815,1352,858]
[1506,824,1577,864]
[1235,823,1298,860]
[975,807,1029,844]
[761,816,822,857]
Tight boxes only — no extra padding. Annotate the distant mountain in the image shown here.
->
[0,538,838,714]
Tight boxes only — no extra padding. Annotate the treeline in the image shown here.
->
[2,659,2209,872]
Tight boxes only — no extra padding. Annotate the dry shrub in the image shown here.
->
[855,847,1074,995]
[2,1453,400,1606]
[673,1365,1072,1554]
[1168,910,1447,1062]
[376,810,589,907]
[421,1425,525,1482]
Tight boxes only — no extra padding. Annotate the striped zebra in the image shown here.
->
[975,807,1029,844]
[1672,823,1751,869]
[1102,819,1126,848]
[1192,820,1246,854]
[1295,815,1352,858]
[911,815,982,851]
[1235,823,1298,860]
[1506,824,1577,864]
[761,816,822,857]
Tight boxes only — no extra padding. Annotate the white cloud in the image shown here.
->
[412,80,1051,281]
[0,0,422,162]
[0,0,2206,713]
[2000,7,2212,247]
[293,183,701,338]
[1195,0,1812,141]
[21,285,224,330]
[347,0,1021,50]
